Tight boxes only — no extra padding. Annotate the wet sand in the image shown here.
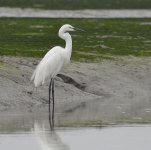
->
[0,56,151,125]
[1,7,151,18]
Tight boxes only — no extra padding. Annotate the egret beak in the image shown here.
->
[74,27,85,32]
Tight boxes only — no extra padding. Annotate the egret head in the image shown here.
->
[59,24,84,34]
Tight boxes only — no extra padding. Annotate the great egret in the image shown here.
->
[31,24,83,130]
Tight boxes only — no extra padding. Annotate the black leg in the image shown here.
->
[49,79,53,130]
[52,79,55,128]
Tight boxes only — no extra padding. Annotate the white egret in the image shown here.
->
[31,24,84,129]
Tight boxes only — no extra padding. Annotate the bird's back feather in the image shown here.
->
[31,46,64,87]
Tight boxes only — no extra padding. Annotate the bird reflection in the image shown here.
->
[33,122,69,150]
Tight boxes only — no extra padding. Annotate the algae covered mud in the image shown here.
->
[1,18,151,61]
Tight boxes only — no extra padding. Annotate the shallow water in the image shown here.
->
[1,7,151,18]
[0,119,151,150]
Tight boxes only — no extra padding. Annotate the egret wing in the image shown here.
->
[31,46,64,87]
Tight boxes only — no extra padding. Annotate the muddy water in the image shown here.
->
[0,114,150,150]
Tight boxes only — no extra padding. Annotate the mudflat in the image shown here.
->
[0,56,151,125]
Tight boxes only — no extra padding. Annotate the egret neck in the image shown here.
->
[59,32,72,65]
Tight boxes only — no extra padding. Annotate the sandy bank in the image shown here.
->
[0,56,151,124]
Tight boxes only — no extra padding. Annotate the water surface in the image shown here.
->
[1,8,151,18]
[0,122,150,150]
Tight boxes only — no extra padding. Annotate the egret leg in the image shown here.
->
[52,79,55,128]
[49,79,53,130]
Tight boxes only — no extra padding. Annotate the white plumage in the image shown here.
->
[31,24,75,87]
[31,24,83,129]
[31,46,64,87]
